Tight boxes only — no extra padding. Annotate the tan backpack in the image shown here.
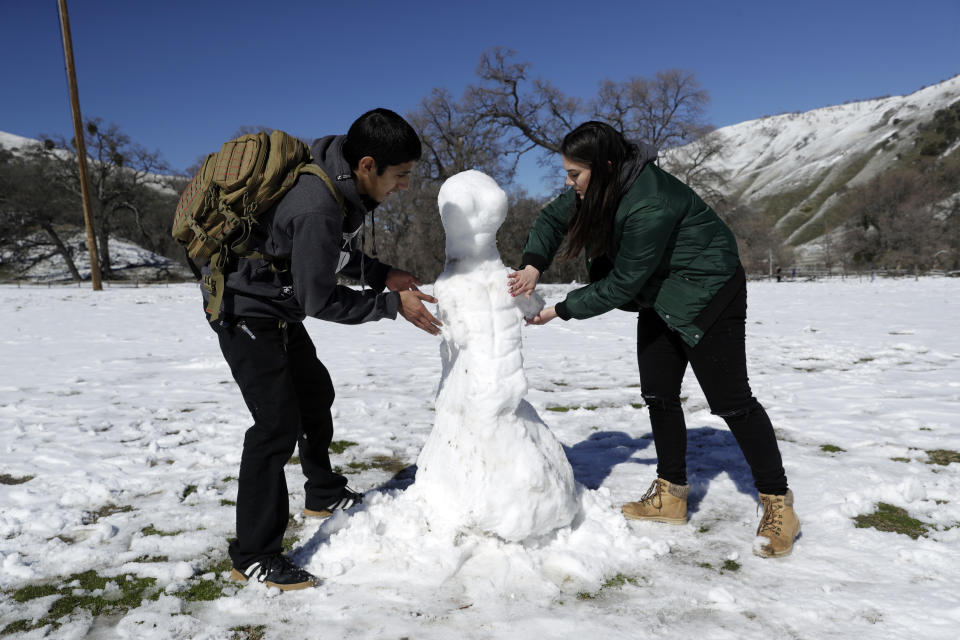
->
[171,130,346,321]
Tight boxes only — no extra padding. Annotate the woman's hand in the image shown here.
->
[508,265,540,298]
[526,305,557,326]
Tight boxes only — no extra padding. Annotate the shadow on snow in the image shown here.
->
[565,426,757,512]
[371,425,756,515]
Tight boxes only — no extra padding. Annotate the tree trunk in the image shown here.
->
[96,223,113,278]
[40,223,83,281]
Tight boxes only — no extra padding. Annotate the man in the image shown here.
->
[207,108,441,591]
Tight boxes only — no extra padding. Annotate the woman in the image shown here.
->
[508,121,800,558]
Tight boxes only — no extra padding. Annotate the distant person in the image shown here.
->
[206,109,441,590]
[776,266,783,282]
[508,121,800,558]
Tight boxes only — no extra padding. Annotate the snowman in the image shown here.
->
[413,170,579,542]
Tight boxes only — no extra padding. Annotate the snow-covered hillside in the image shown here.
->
[0,231,191,282]
[0,131,35,151]
[669,75,960,254]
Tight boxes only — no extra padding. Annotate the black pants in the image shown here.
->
[637,284,788,495]
[212,317,348,569]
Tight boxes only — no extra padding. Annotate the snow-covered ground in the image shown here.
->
[1,277,959,639]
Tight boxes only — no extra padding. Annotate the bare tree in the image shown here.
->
[465,47,581,158]
[592,69,711,151]
[716,200,788,275]
[660,129,728,206]
[0,144,85,279]
[39,118,171,277]
[841,167,951,272]
[466,48,714,161]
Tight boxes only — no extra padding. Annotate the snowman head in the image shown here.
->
[438,170,507,259]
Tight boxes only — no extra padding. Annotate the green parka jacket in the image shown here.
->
[521,148,742,347]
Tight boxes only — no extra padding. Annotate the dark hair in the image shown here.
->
[343,108,422,175]
[559,121,635,260]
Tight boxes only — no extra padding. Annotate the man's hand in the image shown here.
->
[398,290,442,335]
[508,265,540,298]
[526,305,558,326]
[386,268,422,292]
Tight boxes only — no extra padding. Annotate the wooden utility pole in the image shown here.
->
[57,0,102,290]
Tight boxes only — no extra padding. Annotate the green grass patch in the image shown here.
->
[344,455,409,475]
[329,440,359,454]
[820,444,846,453]
[199,556,233,576]
[602,573,640,589]
[546,405,599,412]
[698,559,741,573]
[220,499,236,507]
[181,485,198,501]
[1,619,35,636]
[854,502,930,539]
[140,524,183,537]
[132,555,169,563]
[630,403,645,409]
[172,577,224,602]
[722,559,741,572]
[0,473,34,485]
[85,503,133,523]
[891,457,911,463]
[12,583,59,602]
[287,456,300,466]
[576,573,640,600]
[231,625,266,640]
[926,449,960,466]
[5,570,160,633]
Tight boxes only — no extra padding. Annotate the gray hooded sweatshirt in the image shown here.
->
[206,135,400,324]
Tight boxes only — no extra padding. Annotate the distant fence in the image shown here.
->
[3,269,959,289]
[0,279,195,288]
[748,267,960,282]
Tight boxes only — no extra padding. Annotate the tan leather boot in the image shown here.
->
[755,489,801,557]
[621,478,689,524]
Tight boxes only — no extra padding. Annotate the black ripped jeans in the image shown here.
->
[637,283,788,495]
[212,317,349,570]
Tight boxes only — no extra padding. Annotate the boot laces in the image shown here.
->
[639,480,664,509]
[757,496,784,536]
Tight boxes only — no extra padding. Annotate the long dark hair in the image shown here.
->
[559,121,635,260]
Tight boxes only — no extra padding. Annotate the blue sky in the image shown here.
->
[1,0,958,195]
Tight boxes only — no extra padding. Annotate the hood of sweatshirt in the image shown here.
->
[309,135,378,230]
[621,141,659,187]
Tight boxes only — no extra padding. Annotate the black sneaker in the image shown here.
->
[303,486,363,518]
[230,554,317,591]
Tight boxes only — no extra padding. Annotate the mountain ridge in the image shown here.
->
[669,74,960,263]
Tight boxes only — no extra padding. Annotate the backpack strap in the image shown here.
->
[297,163,347,213]
[204,164,349,322]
